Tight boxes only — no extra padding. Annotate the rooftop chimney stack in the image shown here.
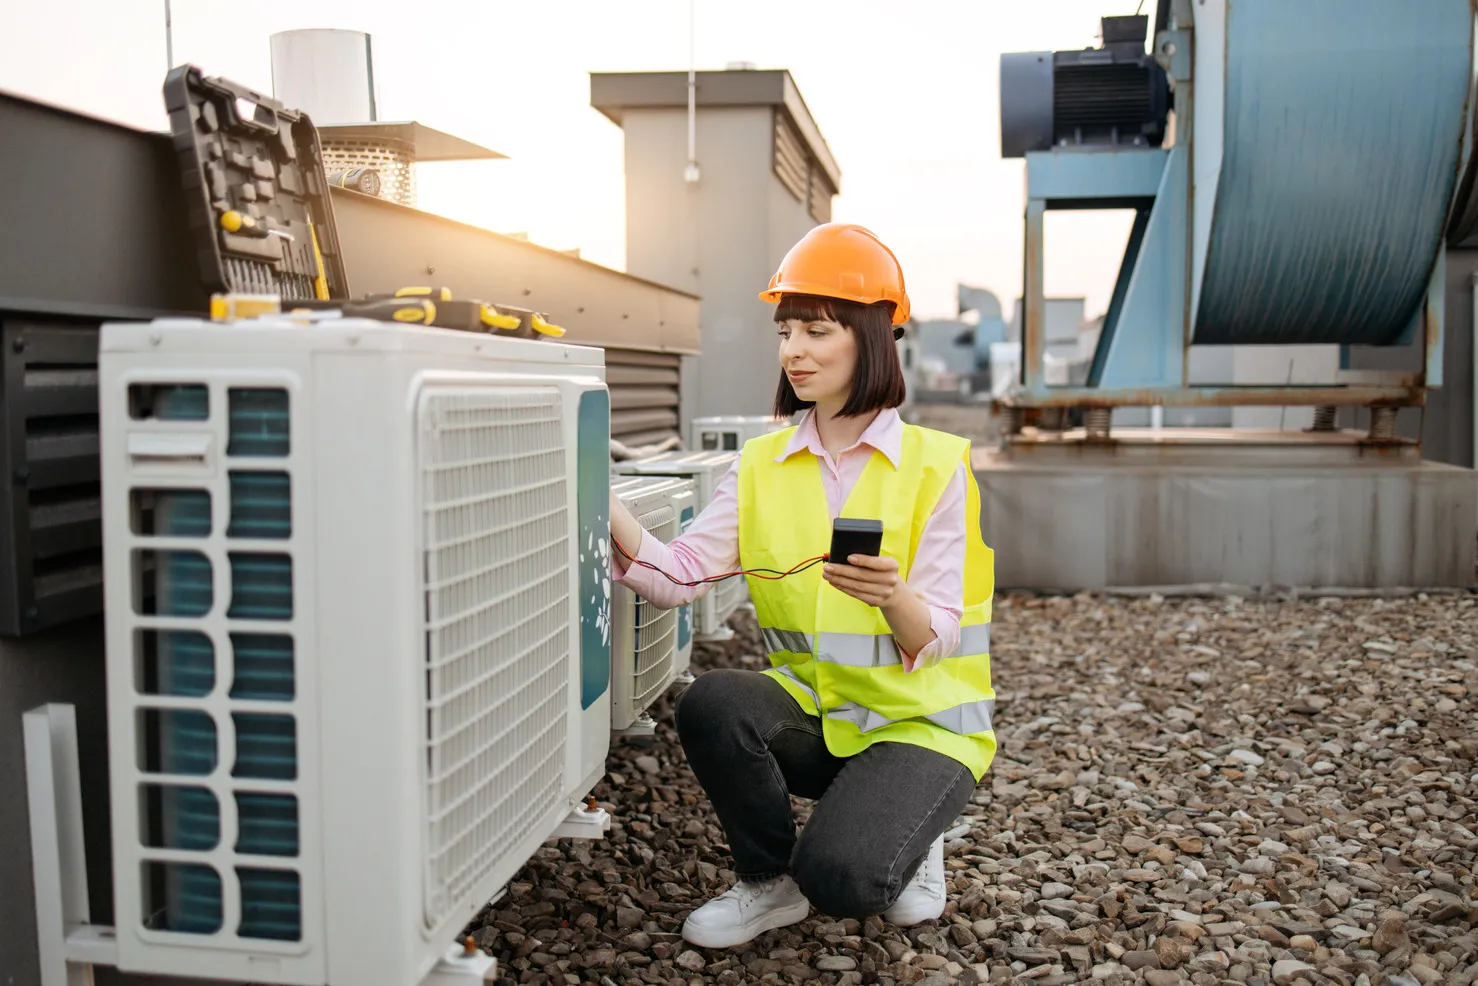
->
[269,28,506,208]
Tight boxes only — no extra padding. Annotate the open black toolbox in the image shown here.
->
[164,65,351,302]
[163,66,565,339]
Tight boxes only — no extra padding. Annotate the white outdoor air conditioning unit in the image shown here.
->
[608,476,693,728]
[612,450,745,640]
[692,414,786,453]
[95,316,614,986]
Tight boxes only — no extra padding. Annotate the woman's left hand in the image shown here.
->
[823,554,904,608]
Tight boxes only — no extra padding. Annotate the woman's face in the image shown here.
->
[778,317,858,408]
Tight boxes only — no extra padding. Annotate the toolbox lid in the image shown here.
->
[163,65,351,302]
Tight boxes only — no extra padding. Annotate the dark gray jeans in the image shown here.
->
[674,668,976,919]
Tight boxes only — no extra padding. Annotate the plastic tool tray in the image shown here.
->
[164,65,349,301]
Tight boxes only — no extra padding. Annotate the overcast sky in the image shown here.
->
[1,0,1137,321]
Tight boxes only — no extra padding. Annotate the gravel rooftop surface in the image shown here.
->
[472,592,1478,986]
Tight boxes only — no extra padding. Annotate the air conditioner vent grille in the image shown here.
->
[419,386,571,928]
[631,505,679,710]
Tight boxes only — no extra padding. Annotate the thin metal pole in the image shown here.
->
[685,0,698,182]
[165,0,174,70]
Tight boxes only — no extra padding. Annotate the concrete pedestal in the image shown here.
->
[975,429,1477,590]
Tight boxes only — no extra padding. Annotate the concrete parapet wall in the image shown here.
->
[976,437,1477,590]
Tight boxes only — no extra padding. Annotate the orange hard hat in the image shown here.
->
[759,223,911,325]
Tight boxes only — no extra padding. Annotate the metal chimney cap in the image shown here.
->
[315,121,507,162]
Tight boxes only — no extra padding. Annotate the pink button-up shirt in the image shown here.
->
[612,408,968,672]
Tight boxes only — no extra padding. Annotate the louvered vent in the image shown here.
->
[605,348,681,447]
[773,110,808,202]
[0,318,104,636]
[609,482,679,728]
[713,574,747,628]
[808,166,832,224]
[631,501,678,702]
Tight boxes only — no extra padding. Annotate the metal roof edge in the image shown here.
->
[316,121,508,161]
[328,187,702,301]
[589,69,841,191]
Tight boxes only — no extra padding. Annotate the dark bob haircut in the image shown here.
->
[772,294,907,419]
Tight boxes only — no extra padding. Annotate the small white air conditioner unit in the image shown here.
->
[612,450,746,640]
[96,316,614,986]
[608,476,693,728]
[692,414,786,453]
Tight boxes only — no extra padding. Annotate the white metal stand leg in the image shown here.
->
[548,799,611,841]
[23,702,498,986]
[614,711,658,740]
[420,940,498,985]
[25,703,115,986]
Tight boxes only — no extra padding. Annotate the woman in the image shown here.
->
[610,223,996,949]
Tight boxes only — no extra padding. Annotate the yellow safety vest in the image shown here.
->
[737,423,997,781]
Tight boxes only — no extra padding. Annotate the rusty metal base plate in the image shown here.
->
[998,427,1422,465]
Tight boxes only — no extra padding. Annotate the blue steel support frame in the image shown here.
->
[1021,148,1170,398]
[1087,207,1150,388]
[1006,1,1465,413]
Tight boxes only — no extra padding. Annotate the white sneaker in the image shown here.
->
[681,875,812,948]
[883,835,946,926]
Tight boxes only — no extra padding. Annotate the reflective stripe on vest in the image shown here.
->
[761,627,813,655]
[761,624,991,668]
[826,697,995,736]
[772,663,821,707]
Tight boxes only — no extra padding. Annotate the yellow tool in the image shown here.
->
[210,293,282,321]
[479,304,522,331]
[389,299,437,323]
[394,286,453,302]
[308,224,330,301]
[219,210,251,233]
[219,210,284,242]
[340,297,437,323]
[530,313,566,338]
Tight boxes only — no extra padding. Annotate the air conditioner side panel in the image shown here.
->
[314,353,428,986]
[571,383,613,794]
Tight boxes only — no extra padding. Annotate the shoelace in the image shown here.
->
[724,879,781,907]
[904,858,943,897]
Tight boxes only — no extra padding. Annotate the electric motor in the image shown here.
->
[1000,15,1170,158]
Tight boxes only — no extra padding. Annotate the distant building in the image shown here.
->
[1009,296,1085,363]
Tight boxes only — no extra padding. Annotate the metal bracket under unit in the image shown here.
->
[614,711,658,739]
[24,702,501,986]
[548,802,612,842]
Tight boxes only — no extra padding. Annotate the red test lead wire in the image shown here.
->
[610,535,828,588]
